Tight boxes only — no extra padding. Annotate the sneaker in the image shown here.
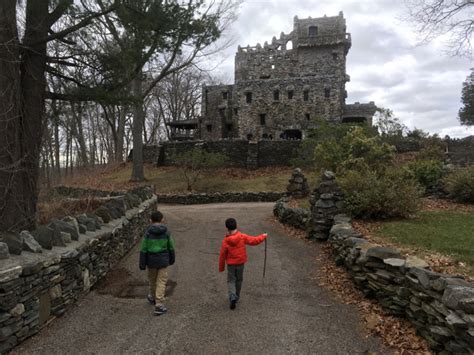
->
[230,299,236,310]
[147,294,155,305]
[154,305,168,316]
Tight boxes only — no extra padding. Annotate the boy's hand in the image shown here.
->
[263,233,268,238]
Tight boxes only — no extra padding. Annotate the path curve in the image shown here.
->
[13,203,385,354]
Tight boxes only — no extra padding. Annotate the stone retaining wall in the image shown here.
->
[274,172,474,353]
[0,191,157,353]
[157,192,285,205]
[329,217,474,353]
[273,198,309,230]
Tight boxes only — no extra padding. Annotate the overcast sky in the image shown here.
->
[207,0,473,138]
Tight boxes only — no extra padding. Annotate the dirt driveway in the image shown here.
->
[13,202,385,354]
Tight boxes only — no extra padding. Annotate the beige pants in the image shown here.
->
[147,268,168,306]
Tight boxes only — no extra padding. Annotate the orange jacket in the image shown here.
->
[219,231,266,272]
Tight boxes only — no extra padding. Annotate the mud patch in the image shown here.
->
[94,267,177,299]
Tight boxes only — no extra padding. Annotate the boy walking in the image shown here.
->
[139,211,175,316]
[219,218,267,310]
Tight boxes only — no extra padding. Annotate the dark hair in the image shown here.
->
[225,218,237,231]
[151,211,163,223]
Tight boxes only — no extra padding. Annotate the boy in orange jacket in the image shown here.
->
[219,218,267,310]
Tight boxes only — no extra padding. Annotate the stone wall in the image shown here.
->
[329,217,474,353]
[157,192,285,205]
[0,188,157,353]
[138,140,301,168]
[447,136,474,166]
[273,198,309,230]
[273,172,474,353]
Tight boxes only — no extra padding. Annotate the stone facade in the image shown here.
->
[0,187,156,353]
[199,13,377,141]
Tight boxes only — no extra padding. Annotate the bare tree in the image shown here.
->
[404,0,474,58]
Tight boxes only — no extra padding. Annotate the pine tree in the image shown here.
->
[459,69,474,126]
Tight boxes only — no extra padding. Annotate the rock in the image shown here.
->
[429,325,453,341]
[459,297,474,314]
[322,170,335,181]
[0,232,22,255]
[366,246,401,261]
[49,285,62,300]
[50,219,79,241]
[78,224,87,234]
[0,243,9,259]
[446,312,468,329]
[442,286,474,309]
[9,304,24,317]
[47,223,67,247]
[62,216,80,236]
[86,214,102,229]
[432,276,471,292]
[60,232,71,244]
[333,214,351,224]
[0,266,22,283]
[31,226,53,250]
[20,231,42,253]
[383,258,405,267]
[405,256,429,269]
[94,206,112,223]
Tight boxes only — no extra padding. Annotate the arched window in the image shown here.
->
[308,26,318,37]
[286,40,293,50]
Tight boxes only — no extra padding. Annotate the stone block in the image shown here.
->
[9,304,25,318]
[31,226,53,250]
[0,242,9,259]
[366,246,401,261]
[0,266,22,283]
[20,231,42,253]
[0,232,22,255]
[442,286,474,309]
[94,206,112,223]
[50,219,79,241]
[405,256,429,269]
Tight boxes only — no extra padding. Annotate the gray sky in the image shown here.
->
[207,0,473,138]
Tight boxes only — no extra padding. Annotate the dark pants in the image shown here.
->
[227,264,244,300]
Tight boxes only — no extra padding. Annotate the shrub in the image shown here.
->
[314,127,395,173]
[405,160,443,190]
[173,148,228,191]
[443,166,474,203]
[339,168,422,219]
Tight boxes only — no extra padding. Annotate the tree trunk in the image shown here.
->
[130,75,146,181]
[116,106,127,162]
[0,0,49,231]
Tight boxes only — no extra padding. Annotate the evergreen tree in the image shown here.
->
[459,69,474,126]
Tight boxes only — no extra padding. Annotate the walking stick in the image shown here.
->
[263,237,267,285]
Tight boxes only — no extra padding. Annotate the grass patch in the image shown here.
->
[85,164,320,194]
[376,211,474,273]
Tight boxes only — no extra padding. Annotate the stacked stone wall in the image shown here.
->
[157,192,285,205]
[273,172,474,353]
[0,187,157,353]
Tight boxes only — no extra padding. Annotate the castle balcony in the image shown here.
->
[166,119,198,141]
[298,33,351,52]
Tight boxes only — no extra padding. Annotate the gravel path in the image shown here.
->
[13,203,386,354]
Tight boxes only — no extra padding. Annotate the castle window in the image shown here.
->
[247,133,253,140]
[309,26,318,37]
[222,92,228,100]
[206,124,212,132]
[259,113,266,126]
[271,64,275,70]
[246,92,252,103]
[288,90,294,100]
[219,108,225,118]
[303,90,309,101]
[286,40,293,50]
[273,90,279,101]
[234,108,238,115]
[332,53,339,60]
[305,113,311,121]
[226,124,233,132]
[324,88,331,98]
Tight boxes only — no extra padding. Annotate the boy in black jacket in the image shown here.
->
[139,211,175,316]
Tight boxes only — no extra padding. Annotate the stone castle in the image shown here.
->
[167,12,377,141]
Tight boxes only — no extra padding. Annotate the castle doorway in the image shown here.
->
[280,129,302,140]
[342,116,366,124]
